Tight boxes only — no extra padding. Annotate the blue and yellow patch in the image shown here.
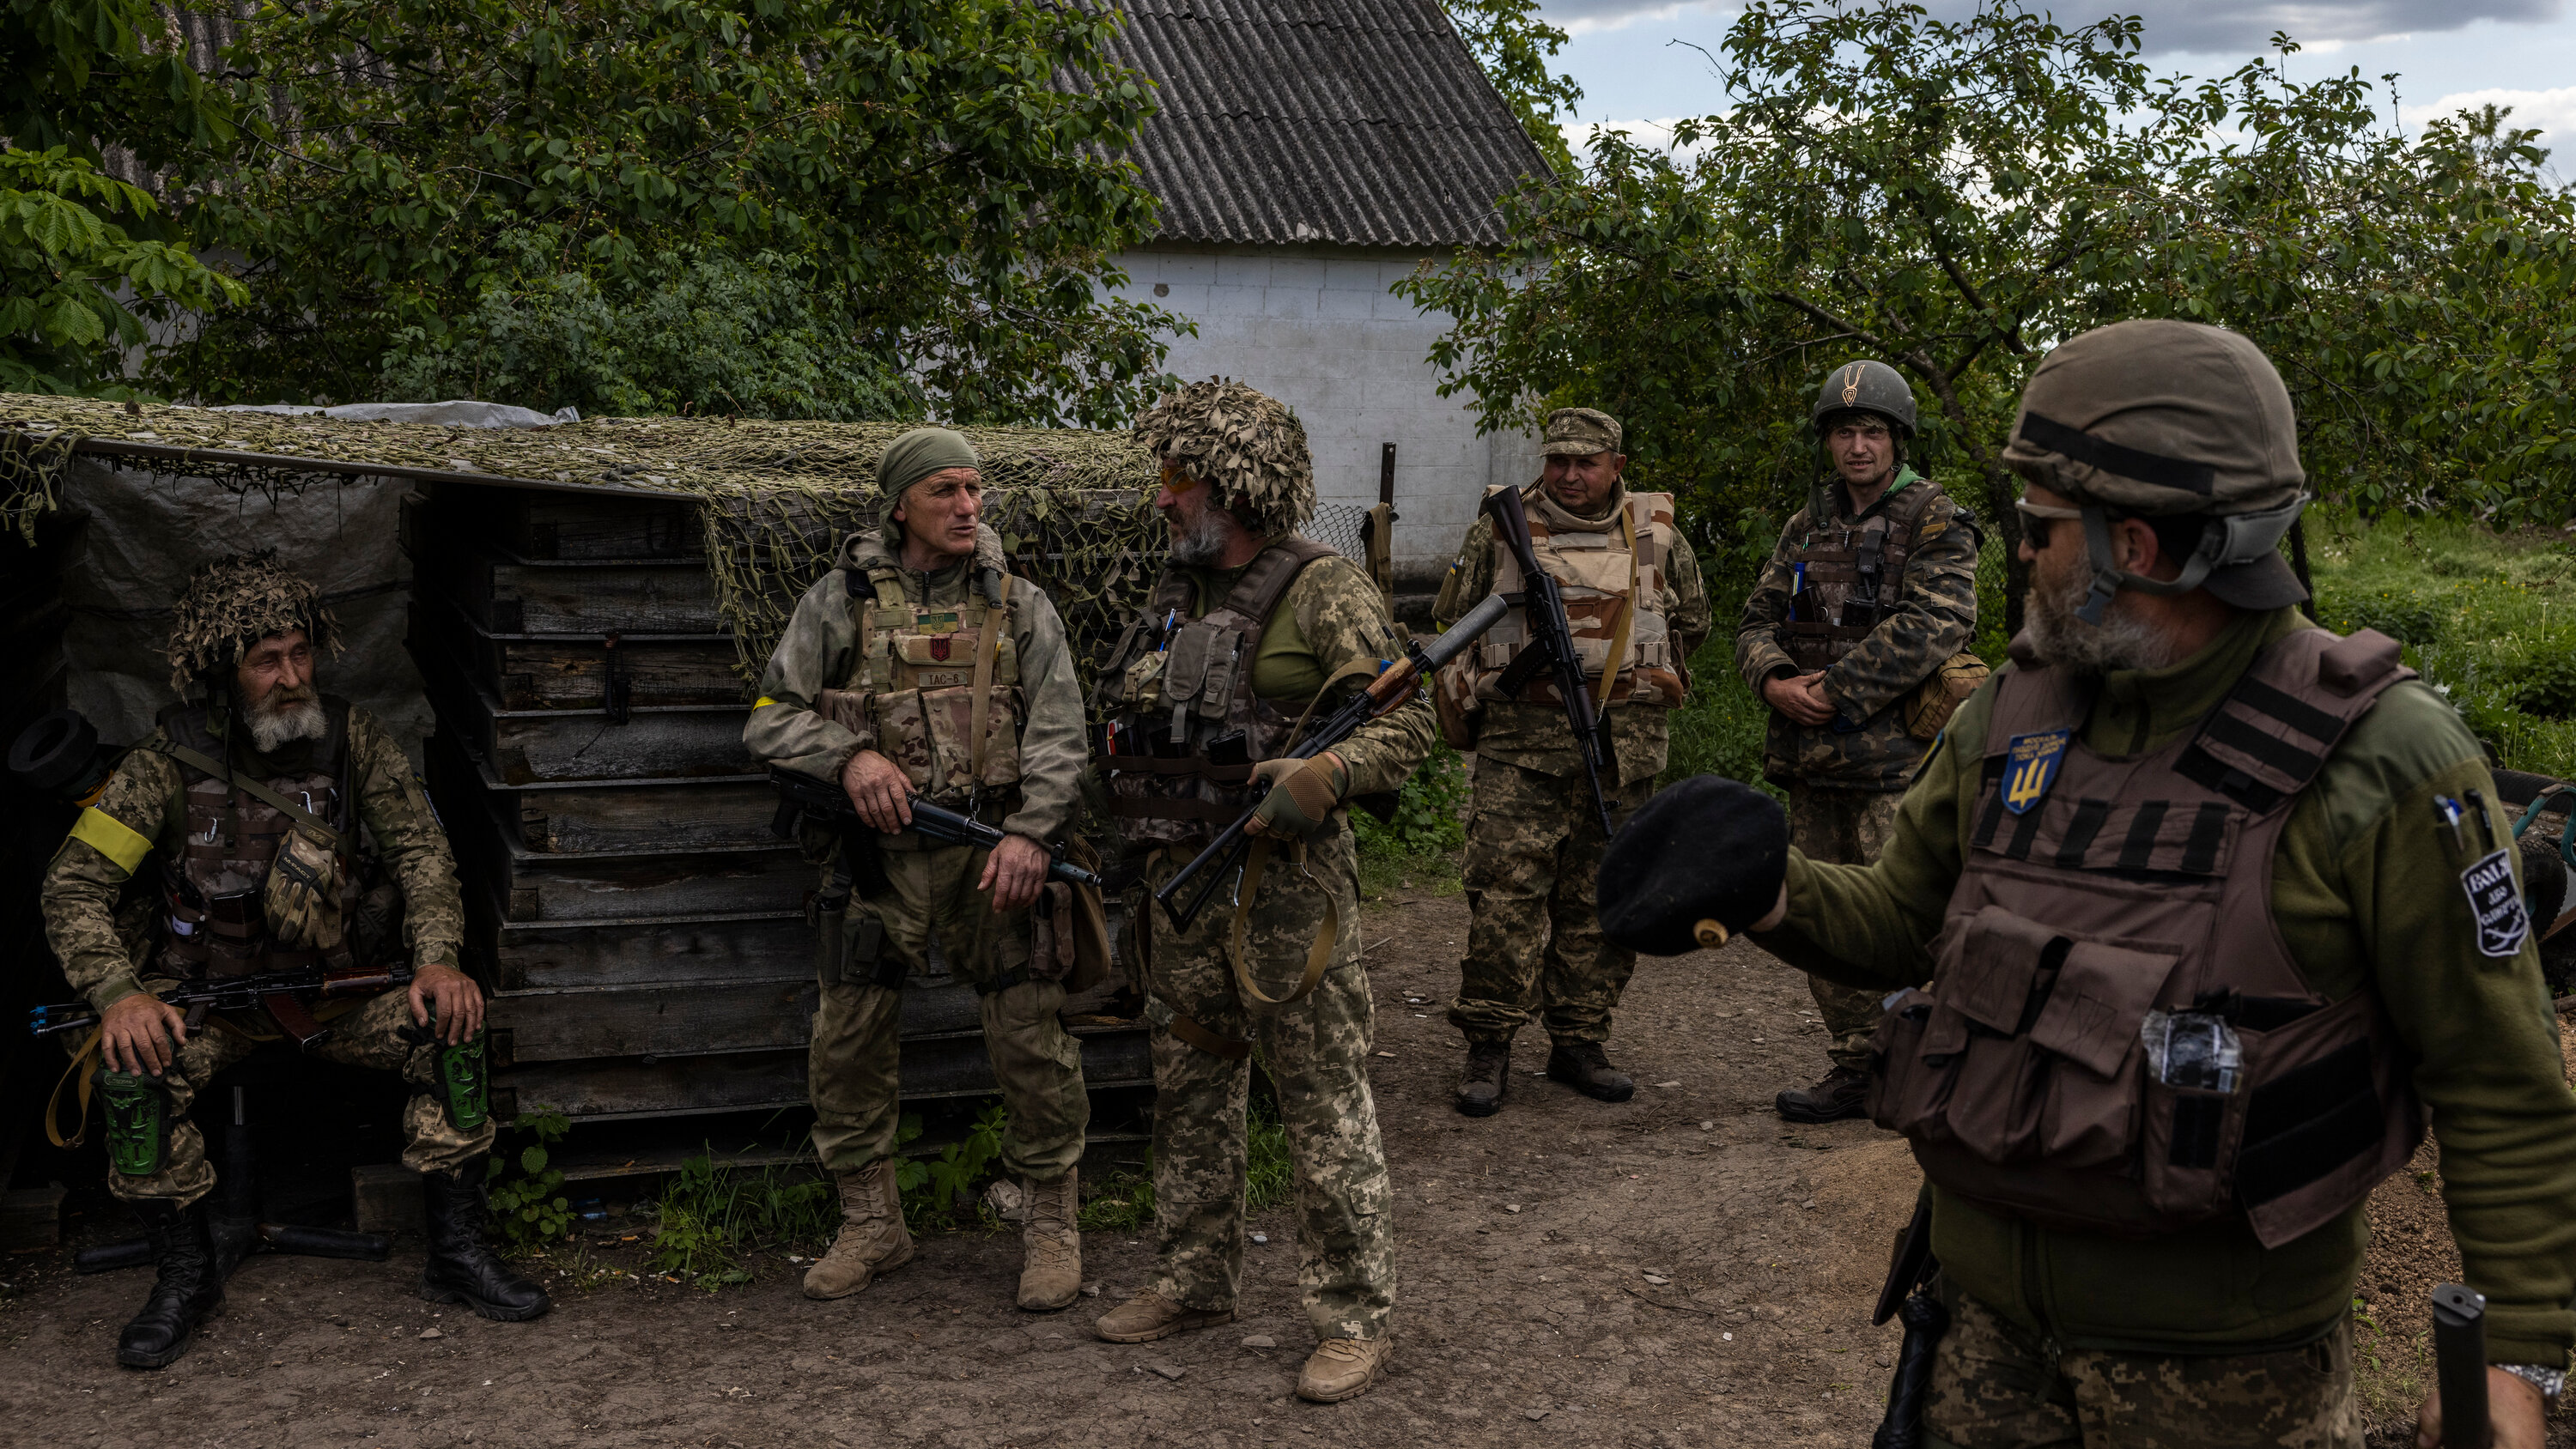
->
[2002,730,2071,816]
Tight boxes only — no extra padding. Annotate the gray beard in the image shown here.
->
[246,692,327,753]
[1168,506,1236,567]
[2025,560,2178,677]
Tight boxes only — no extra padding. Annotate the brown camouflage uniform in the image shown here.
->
[1138,554,1432,1344]
[745,522,1091,1182]
[1735,470,1978,1066]
[40,703,483,1203]
[1431,494,1710,1046]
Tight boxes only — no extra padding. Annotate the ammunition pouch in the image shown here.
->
[98,1069,171,1177]
[816,900,896,991]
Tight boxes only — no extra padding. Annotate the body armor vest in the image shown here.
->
[1465,484,1687,708]
[1095,537,1337,849]
[826,567,1024,805]
[1783,476,1947,674]
[155,698,356,979]
[1868,626,2426,1248]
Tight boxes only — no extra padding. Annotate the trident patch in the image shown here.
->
[2002,730,2071,815]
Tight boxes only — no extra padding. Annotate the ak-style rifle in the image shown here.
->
[1485,486,1617,835]
[29,962,414,1046]
[767,766,1100,889]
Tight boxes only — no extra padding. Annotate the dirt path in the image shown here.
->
[0,894,2555,1447]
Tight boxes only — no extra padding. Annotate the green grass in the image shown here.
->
[1078,1094,1296,1233]
[1354,740,1468,899]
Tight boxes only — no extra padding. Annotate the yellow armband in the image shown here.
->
[69,806,155,877]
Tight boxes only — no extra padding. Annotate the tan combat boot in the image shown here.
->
[1093,1289,1234,1343]
[1016,1167,1082,1312]
[1296,1337,1393,1403]
[801,1158,914,1300]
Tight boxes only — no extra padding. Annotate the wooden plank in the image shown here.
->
[428,731,779,853]
[408,597,742,712]
[428,482,704,561]
[405,524,720,634]
[431,761,806,922]
[482,912,813,992]
[495,1028,1153,1121]
[414,645,755,783]
[489,973,1012,1060]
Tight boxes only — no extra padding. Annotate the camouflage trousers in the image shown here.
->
[1450,761,1659,1046]
[1787,781,1908,1072]
[1924,1288,2361,1448]
[1141,824,1394,1343]
[809,842,1089,1181]
[103,985,491,1206]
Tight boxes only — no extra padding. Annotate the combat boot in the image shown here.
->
[1455,1040,1510,1117]
[1297,1336,1393,1403]
[420,1160,552,1321]
[116,1198,223,1369]
[803,1157,914,1300]
[1776,1064,1870,1124]
[1093,1289,1233,1343]
[1546,1040,1634,1102]
[1017,1167,1082,1312]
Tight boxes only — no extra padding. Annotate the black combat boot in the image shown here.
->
[1776,1064,1871,1124]
[1546,1040,1634,1103]
[419,1161,552,1322]
[1455,1040,1510,1117]
[117,1198,223,1369]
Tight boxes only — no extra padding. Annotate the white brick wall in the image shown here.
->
[1106,244,1539,588]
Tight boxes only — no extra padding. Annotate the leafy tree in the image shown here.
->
[0,148,243,394]
[1,0,239,171]
[1443,0,1583,173]
[158,0,1186,426]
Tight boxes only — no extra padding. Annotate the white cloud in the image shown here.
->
[2403,85,2576,152]
[1551,0,1728,37]
[1541,0,2562,54]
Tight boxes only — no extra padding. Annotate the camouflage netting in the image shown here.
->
[1131,379,1316,538]
[0,395,1202,694]
[165,549,338,692]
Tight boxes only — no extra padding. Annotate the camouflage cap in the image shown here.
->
[1132,378,1315,537]
[1541,407,1622,458]
[165,550,336,694]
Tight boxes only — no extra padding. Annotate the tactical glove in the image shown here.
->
[1249,756,1348,840]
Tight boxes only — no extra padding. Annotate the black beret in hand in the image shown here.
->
[1600,775,1791,956]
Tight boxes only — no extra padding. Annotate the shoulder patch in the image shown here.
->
[2459,850,2530,958]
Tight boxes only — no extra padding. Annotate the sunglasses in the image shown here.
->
[2015,497,2083,549]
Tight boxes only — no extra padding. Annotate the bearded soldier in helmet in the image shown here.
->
[1431,407,1710,1115]
[1736,361,1982,1125]
[39,552,546,1370]
[746,427,1092,1312]
[1607,320,2576,1446]
[1089,379,1431,1404]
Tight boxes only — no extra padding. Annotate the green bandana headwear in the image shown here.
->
[876,427,981,543]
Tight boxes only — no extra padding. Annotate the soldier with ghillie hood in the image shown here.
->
[40,551,547,1371]
[1088,379,1432,1404]
[745,427,1092,1312]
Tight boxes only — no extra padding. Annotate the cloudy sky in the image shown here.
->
[1541,0,2576,164]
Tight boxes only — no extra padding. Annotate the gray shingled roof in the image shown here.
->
[1099,0,1551,248]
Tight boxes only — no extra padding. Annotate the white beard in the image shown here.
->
[246,691,327,753]
[2025,555,2180,676]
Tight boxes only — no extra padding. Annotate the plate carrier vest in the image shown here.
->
[834,563,1024,806]
[1095,537,1338,849]
[1783,476,1947,675]
[1868,626,2427,1248]
[153,697,359,979]
[1461,484,1687,709]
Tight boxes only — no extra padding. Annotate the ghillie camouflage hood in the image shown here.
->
[1132,379,1315,538]
[165,550,337,694]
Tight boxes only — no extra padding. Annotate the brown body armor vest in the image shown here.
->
[1867,626,2427,1248]
[815,566,1024,810]
[1095,537,1337,849]
[154,699,359,979]
[1783,476,1947,673]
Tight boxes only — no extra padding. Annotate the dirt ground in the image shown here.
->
[0,891,2564,1448]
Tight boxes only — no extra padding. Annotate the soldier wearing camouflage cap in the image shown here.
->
[1431,405,1710,1115]
[1735,360,1983,1125]
[746,426,1093,1313]
[1689,320,2573,1446]
[1091,379,1431,1404]
[40,551,546,1371]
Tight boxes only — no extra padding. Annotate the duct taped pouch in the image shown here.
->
[1906,652,1992,742]
[264,822,349,952]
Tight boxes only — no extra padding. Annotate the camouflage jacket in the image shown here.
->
[1431,488,1712,785]
[744,524,1087,845]
[1735,471,1980,791]
[41,701,464,1016]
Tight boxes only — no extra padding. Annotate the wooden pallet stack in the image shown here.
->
[402,479,1150,1127]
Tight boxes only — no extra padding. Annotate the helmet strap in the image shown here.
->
[2074,506,2213,624]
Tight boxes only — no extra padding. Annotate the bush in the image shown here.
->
[1353,743,1469,858]
[2320,590,2446,647]
[484,1108,574,1251]
[2513,650,2576,722]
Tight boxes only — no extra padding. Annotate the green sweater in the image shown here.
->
[1759,606,2576,1366]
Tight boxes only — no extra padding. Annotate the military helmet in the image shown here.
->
[1811,360,1917,436]
[2002,319,2308,621]
[165,550,336,694]
[1133,378,1315,538]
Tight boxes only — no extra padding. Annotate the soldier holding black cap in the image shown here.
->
[1607,320,2575,1446]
